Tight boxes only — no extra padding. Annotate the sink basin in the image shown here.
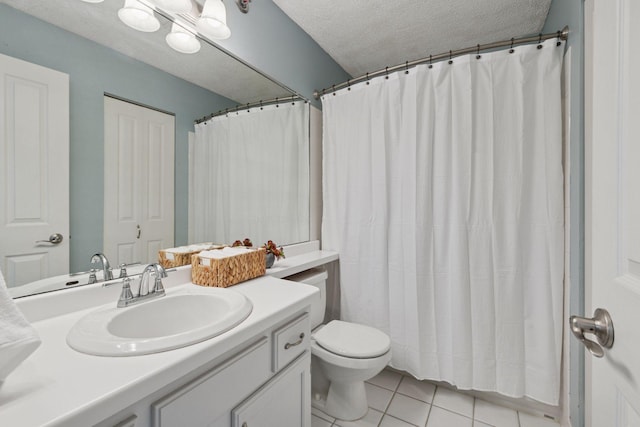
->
[67,287,252,356]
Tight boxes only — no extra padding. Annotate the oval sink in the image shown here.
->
[67,287,252,356]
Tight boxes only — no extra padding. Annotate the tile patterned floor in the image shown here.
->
[311,369,561,427]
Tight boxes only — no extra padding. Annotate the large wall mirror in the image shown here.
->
[0,0,310,297]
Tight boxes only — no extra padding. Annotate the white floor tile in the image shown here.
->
[365,382,395,412]
[518,412,561,427]
[367,368,403,391]
[379,414,418,427]
[432,387,475,418]
[386,393,431,427]
[426,407,473,427]
[333,409,384,427]
[312,414,334,427]
[474,399,519,427]
[312,406,335,423]
[397,376,437,403]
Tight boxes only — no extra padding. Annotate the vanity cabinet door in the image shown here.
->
[232,351,311,427]
[151,337,270,427]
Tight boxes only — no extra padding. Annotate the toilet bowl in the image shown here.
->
[285,269,391,421]
[311,320,391,420]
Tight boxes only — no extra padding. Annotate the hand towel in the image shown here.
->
[0,268,41,384]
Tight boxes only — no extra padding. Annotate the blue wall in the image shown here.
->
[211,0,351,106]
[543,1,585,426]
[0,4,236,272]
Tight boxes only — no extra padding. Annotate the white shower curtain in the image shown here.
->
[321,39,565,405]
[190,101,309,246]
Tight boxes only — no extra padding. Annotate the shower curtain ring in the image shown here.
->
[556,30,562,46]
[509,38,515,54]
[246,103,250,112]
[537,33,543,49]
[448,50,453,64]
[347,79,351,91]
[276,97,279,107]
[405,61,409,74]
[385,67,389,79]
[260,100,263,110]
[428,54,433,69]
[476,44,481,60]
[332,85,336,95]
[366,72,370,85]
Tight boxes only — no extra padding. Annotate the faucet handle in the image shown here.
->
[117,277,135,308]
[88,269,98,284]
[152,276,166,295]
[118,263,128,278]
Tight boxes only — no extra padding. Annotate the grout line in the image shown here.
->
[424,387,435,427]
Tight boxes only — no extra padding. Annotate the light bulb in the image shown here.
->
[118,0,161,33]
[166,23,201,54]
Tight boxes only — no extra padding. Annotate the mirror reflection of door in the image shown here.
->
[103,96,174,267]
[0,53,69,288]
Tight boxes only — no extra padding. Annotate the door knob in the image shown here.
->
[35,233,64,245]
[569,308,614,358]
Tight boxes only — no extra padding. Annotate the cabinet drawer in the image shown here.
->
[272,313,310,372]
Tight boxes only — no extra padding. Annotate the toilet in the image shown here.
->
[287,268,391,421]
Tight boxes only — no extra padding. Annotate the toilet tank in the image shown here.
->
[285,268,328,329]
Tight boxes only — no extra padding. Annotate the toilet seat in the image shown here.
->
[313,320,390,359]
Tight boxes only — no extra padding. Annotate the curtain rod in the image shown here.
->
[313,26,569,99]
[195,95,305,124]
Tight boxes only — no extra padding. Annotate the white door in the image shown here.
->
[0,53,69,288]
[103,96,174,267]
[582,0,640,425]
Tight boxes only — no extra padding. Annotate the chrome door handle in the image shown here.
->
[35,233,64,245]
[570,308,614,358]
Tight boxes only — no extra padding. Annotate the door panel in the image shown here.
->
[0,53,69,287]
[104,97,174,266]
[584,0,640,425]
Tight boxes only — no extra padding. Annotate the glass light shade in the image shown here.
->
[154,0,192,14]
[196,0,231,40]
[118,0,161,33]
[166,23,201,54]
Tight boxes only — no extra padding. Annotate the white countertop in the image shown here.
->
[266,249,338,279]
[0,247,339,427]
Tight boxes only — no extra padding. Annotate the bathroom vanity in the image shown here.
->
[0,245,338,427]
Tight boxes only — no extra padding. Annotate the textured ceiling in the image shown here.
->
[273,0,553,77]
[1,0,292,104]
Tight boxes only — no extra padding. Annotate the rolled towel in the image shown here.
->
[0,268,41,385]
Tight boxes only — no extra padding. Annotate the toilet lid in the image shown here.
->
[313,320,390,358]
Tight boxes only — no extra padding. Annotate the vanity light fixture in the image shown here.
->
[197,0,231,40]
[166,23,201,53]
[118,0,161,33]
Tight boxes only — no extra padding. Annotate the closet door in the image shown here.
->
[0,53,69,287]
[103,96,174,266]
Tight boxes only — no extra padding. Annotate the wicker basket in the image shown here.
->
[158,245,224,268]
[191,248,266,288]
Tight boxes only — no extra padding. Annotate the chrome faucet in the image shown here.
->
[117,263,167,308]
[90,253,113,281]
